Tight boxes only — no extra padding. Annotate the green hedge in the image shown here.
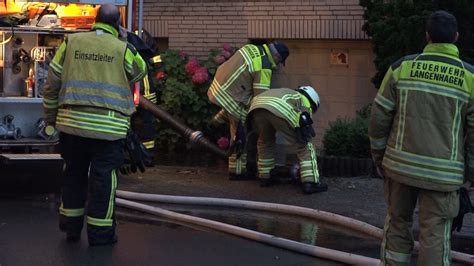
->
[322,105,371,158]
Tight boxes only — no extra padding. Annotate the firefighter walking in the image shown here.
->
[248,86,328,194]
[369,11,474,265]
[43,4,146,246]
[207,41,289,180]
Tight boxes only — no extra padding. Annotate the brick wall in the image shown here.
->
[139,0,376,152]
[141,0,367,58]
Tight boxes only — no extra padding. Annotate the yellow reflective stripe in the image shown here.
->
[263,44,276,67]
[395,90,408,150]
[125,48,147,83]
[386,146,464,170]
[258,69,272,88]
[87,216,113,227]
[63,87,130,102]
[50,42,66,75]
[383,156,463,184]
[59,203,84,217]
[105,170,117,220]
[374,93,395,111]
[143,140,155,149]
[300,161,313,167]
[124,49,135,73]
[400,80,469,103]
[385,249,411,263]
[443,219,451,266]
[143,75,150,96]
[229,154,245,174]
[252,97,299,127]
[209,79,247,119]
[308,143,319,182]
[451,101,461,160]
[57,119,128,135]
[218,64,247,92]
[150,55,161,64]
[370,137,388,150]
[253,84,270,90]
[58,109,128,126]
[43,98,59,108]
[239,48,255,72]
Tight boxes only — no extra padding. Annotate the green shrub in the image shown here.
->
[155,49,220,152]
[322,105,371,158]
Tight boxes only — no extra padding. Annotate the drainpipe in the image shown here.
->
[137,0,143,37]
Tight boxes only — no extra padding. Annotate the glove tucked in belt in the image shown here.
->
[296,111,315,144]
[452,187,473,232]
[120,131,151,175]
[233,120,246,158]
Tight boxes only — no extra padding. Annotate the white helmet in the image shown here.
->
[297,85,320,110]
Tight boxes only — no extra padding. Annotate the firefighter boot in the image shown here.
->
[59,215,83,242]
[302,182,328,194]
[259,168,279,187]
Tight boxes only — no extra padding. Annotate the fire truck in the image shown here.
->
[0,0,139,178]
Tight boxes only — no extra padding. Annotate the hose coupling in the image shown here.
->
[189,131,203,143]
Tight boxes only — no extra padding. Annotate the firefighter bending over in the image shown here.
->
[207,41,289,180]
[42,4,146,246]
[248,86,328,194]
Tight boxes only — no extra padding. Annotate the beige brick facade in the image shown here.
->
[141,0,368,58]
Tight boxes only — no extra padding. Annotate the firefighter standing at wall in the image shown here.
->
[369,11,474,265]
[42,4,146,246]
[248,86,328,194]
[207,41,289,180]
[126,30,163,167]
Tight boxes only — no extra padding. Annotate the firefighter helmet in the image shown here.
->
[297,86,320,111]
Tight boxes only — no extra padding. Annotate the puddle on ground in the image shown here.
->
[123,203,382,259]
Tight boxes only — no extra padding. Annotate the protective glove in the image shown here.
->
[233,120,246,158]
[296,112,315,144]
[119,161,135,175]
[123,131,152,174]
[452,187,473,232]
[207,109,228,131]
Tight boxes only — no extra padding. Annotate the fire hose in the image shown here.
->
[115,190,474,265]
[135,97,473,264]
[116,197,380,265]
[139,96,227,158]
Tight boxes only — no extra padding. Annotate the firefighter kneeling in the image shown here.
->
[248,86,328,194]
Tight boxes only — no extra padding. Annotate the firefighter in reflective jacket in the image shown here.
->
[42,4,146,246]
[248,86,328,194]
[207,41,289,180]
[369,11,474,265]
[126,31,163,166]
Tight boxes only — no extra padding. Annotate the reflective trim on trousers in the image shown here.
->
[59,203,85,217]
[87,216,113,227]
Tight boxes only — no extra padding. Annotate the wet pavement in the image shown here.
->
[0,193,337,266]
[1,159,473,266]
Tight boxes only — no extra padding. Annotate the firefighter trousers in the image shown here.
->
[227,114,247,176]
[250,109,319,183]
[59,133,124,245]
[381,178,459,266]
[131,107,156,152]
